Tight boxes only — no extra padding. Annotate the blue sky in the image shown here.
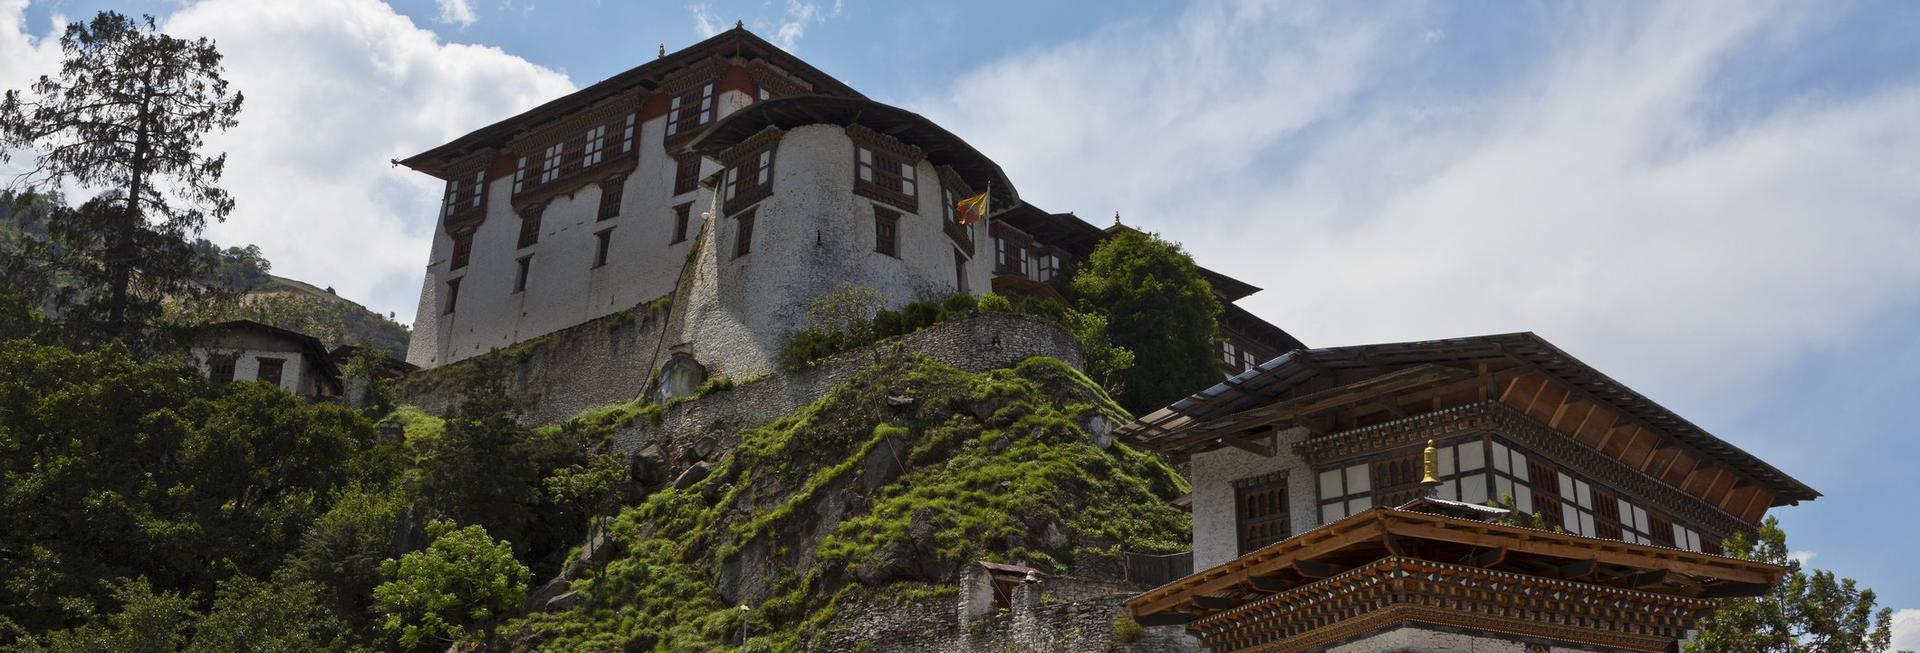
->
[3,0,1918,641]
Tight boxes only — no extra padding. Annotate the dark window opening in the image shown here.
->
[444,278,461,314]
[598,179,624,220]
[518,214,541,248]
[513,255,532,293]
[593,229,613,269]
[733,208,756,258]
[255,357,285,388]
[954,249,969,293]
[672,203,692,244]
[674,154,702,196]
[209,356,236,384]
[1235,472,1290,556]
[874,207,900,257]
[449,232,471,270]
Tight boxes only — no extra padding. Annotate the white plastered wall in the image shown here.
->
[406,91,738,368]
[1187,426,1320,571]
[1325,625,1533,653]
[677,124,993,378]
[191,347,310,395]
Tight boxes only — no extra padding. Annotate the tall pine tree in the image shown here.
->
[0,11,242,344]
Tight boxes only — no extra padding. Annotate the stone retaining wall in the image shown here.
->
[814,570,1202,652]
[608,311,1083,462]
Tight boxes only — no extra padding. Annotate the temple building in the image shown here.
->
[396,27,1298,378]
[1119,333,1817,652]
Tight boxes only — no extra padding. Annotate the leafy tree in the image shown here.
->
[372,521,529,651]
[413,356,543,550]
[0,341,370,633]
[0,11,242,340]
[1061,309,1135,395]
[1069,229,1222,414]
[2,578,196,653]
[184,575,353,653]
[1688,517,1908,653]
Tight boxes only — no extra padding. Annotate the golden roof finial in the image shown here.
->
[658,43,666,58]
[736,19,745,29]
[1420,439,1442,487]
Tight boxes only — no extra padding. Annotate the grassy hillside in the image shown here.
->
[502,354,1189,651]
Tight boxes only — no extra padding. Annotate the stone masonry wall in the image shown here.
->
[608,311,1082,460]
[814,571,1202,653]
[394,300,673,427]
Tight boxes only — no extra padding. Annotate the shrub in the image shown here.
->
[940,292,978,316]
[900,300,942,332]
[779,328,848,370]
[976,292,1014,313]
[373,520,530,650]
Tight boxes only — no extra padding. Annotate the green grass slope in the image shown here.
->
[501,355,1189,651]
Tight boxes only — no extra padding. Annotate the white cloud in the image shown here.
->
[0,0,577,321]
[770,0,832,52]
[151,0,572,321]
[689,3,721,38]
[1789,550,1817,566]
[920,0,1920,420]
[435,0,477,27]
[1894,609,1920,653]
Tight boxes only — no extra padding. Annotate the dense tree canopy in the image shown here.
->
[1070,229,1223,415]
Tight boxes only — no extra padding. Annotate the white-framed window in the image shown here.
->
[1036,254,1060,282]
[856,146,916,197]
[469,170,485,208]
[540,142,564,183]
[582,125,606,168]
[666,83,715,137]
[620,113,637,153]
[1221,341,1240,366]
[512,156,528,194]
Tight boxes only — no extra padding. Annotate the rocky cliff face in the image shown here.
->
[497,354,1190,651]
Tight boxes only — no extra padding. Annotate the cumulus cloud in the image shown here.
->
[436,0,477,27]
[1789,550,1817,566]
[919,0,1920,418]
[1893,609,1920,652]
[0,0,574,321]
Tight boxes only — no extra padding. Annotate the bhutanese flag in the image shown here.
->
[955,191,989,225]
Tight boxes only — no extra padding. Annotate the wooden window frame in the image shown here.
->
[518,214,541,249]
[732,207,756,258]
[449,231,472,270]
[854,145,919,212]
[593,228,613,269]
[673,154,702,196]
[874,206,900,258]
[208,355,236,384]
[255,357,285,388]
[597,177,625,220]
[513,255,532,293]
[725,146,775,214]
[1235,472,1291,556]
[539,142,564,184]
[665,82,715,139]
[994,236,1028,277]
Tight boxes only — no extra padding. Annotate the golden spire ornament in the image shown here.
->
[1420,440,1442,494]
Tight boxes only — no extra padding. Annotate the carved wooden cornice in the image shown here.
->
[659,58,728,96]
[505,91,647,158]
[746,60,810,96]
[511,158,639,219]
[1190,557,1710,653]
[1295,401,1749,538]
[717,126,783,166]
[845,123,925,161]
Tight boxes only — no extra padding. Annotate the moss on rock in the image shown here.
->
[498,354,1188,651]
